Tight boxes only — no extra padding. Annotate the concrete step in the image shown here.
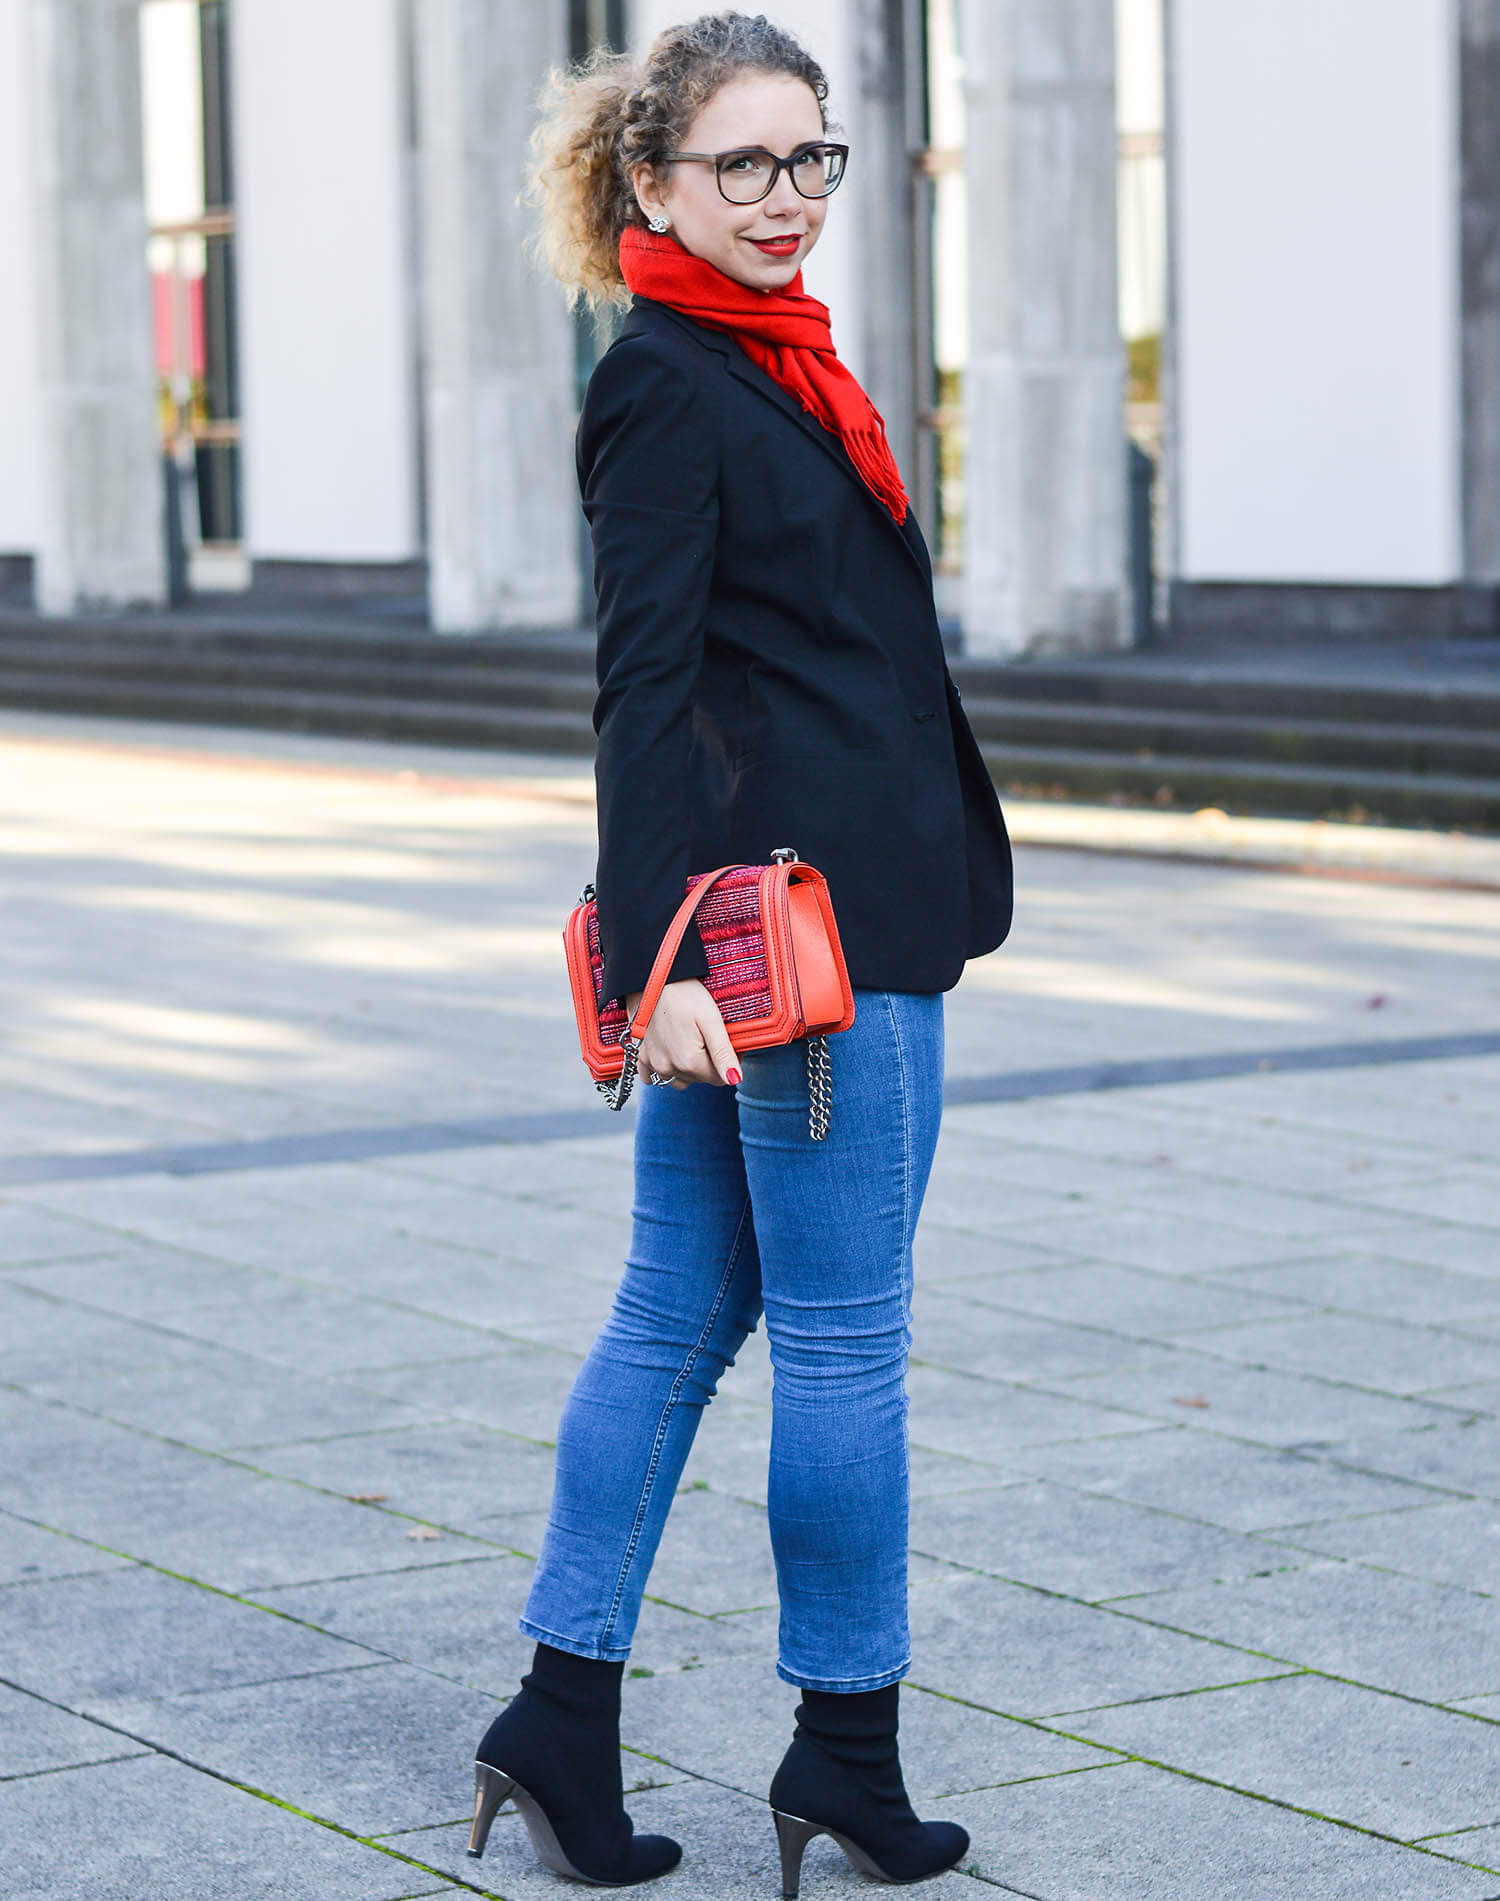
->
[958,695,1500,777]
[980,742,1500,827]
[0,642,599,713]
[0,671,597,754]
[952,657,1500,730]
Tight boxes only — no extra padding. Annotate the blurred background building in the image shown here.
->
[0,1,1493,656]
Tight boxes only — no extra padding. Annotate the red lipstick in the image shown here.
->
[749,235,801,257]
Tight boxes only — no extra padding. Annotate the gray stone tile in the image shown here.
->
[31,1356,435,1454]
[1063,1671,1500,1842]
[0,1198,124,1265]
[1222,1254,1500,1328]
[0,1511,136,1588]
[0,1751,444,1900]
[248,1422,558,1531]
[1004,1427,1445,1532]
[914,1224,1090,1283]
[3,1248,272,1320]
[95,1661,499,1839]
[1202,1311,1500,1397]
[1357,1174,1500,1231]
[1035,1348,1471,1447]
[906,1363,1161,1464]
[619,1659,1114,1798]
[1127,1558,1500,1702]
[1327,1420,1500,1499]
[0,1285,209,1387]
[906,1572,1285,1718]
[1003,1204,1326,1275]
[0,1684,149,1779]
[1285,1498,1500,1596]
[1429,1379,1500,1413]
[0,1566,368,1707]
[1358,1224,1500,1280]
[954,1260,1297,1338]
[944,1757,1500,1899]
[254,1554,537,1695]
[1112,1177,1404,1245]
[359,1343,584,1445]
[910,1288,1151,1380]
[909,1480,1293,1601]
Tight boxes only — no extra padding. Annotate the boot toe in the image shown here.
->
[626,1832,682,1881]
[922,1820,968,1871]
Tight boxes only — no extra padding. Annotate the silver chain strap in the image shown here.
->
[598,1035,640,1113]
[806,1034,832,1142]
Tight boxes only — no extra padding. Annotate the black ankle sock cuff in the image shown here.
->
[525,1643,625,1718]
[796,1683,901,1744]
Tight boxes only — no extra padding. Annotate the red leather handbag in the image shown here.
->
[564,849,856,1139]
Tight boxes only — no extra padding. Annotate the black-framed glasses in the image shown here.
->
[663,141,849,206]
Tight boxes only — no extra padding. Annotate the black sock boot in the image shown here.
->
[468,1644,681,1885]
[768,1685,968,1894]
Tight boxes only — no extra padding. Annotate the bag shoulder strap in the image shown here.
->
[623,865,743,1048]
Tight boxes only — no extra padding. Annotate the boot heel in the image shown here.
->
[772,1811,825,1900]
[467,1762,515,1859]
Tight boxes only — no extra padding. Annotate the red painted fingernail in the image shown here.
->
[726,1068,742,1087]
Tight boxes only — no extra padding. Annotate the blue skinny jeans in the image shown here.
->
[519,990,944,1691]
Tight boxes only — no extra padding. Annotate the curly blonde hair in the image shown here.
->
[528,12,831,310]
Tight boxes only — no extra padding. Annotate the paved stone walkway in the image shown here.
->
[3,711,1500,1900]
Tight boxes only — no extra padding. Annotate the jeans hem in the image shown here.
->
[516,1618,632,1665]
[776,1658,911,1693]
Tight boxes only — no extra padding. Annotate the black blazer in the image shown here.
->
[583,296,1013,1004]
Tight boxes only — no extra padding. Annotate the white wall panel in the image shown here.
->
[1172,0,1459,583]
[0,0,42,552]
[231,0,418,561]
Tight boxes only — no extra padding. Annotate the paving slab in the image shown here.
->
[1326,1420,1500,1498]
[247,1420,559,1529]
[0,1564,372,1707]
[1002,1426,1444,1531]
[905,1572,1287,1718]
[1126,1558,1500,1703]
[1000,1203,1324,1275]
[358,1344,586,1445]
[1221,1253,1500,1327]
[27,1354,435,1454]
[0,1684,150,1779]
[0,1511,137,1588]
[0,1751,452,1901]
[905,1363,1160,1464]
[1354,1174,1500,1231]
[951,1258,1298,1339]
[253,1553,539,1695]
[914,1223,1092,1282]
[0,1284,211,1387]
[619,1659,1115,1798]
[94,1660,501,1839]
[1200,1310,1500,1396]
[1284,1497,1500,1595]
[941,1756,1500,1899]
[908,1478,1295,1601]
[0,1197,130,1265]
[1059,1670,1500,1843]
[1034,1347,1473,1446]
[910,1288,1156,1380]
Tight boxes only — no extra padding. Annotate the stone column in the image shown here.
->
[1461,0,1500,622]
[961,0,1126,655]
[413,0,581,632]
[28,0,166,613]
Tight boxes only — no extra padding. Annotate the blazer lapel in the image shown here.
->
[633,301,930,585]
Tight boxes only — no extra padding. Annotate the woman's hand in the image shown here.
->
[625,980,740,1091]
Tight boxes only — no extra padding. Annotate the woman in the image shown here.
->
[468,12,1012,1892]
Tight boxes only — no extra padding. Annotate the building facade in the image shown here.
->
[3,1,1485,654]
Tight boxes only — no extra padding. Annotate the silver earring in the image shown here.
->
[647,215,670,233]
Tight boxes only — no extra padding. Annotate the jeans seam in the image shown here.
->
[598,1192,755,1650]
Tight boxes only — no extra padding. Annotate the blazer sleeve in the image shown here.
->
[581,331,723,1003]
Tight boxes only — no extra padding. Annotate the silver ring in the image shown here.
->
[649,1071,675,1087]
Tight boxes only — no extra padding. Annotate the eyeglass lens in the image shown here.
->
[717,145,846,204]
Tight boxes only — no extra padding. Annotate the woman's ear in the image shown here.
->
[632,163,667,225]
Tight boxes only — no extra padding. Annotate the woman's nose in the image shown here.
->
[764,168,804,216]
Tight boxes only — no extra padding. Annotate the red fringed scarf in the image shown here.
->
[619,226,909,526]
